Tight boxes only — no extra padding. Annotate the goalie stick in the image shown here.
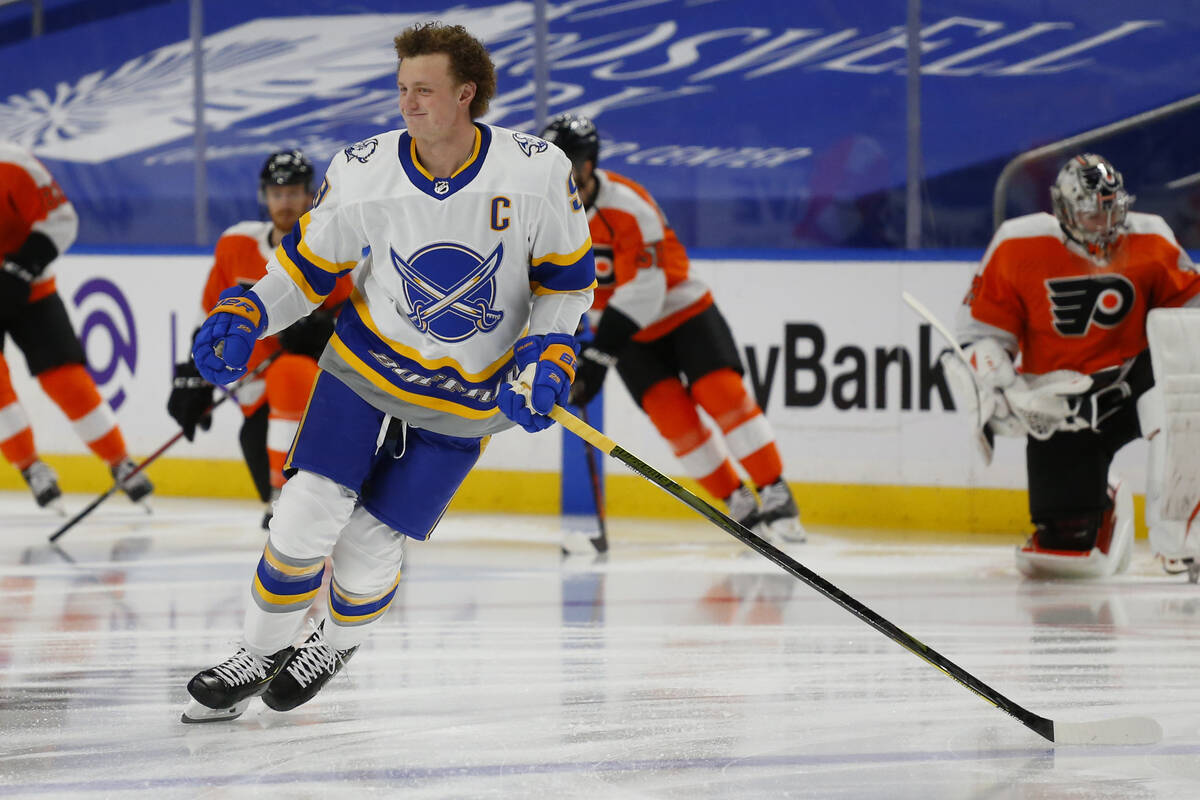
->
[901,291,997,464]
[48,352,282,543]
[548,403,1161,745]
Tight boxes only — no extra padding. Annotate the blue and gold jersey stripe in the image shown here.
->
[327,301,511,420]
[276,214,357,303]
[530,238,596,294]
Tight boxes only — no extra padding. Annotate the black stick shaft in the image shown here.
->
[549,404,1056,743]
[48,353,282,543]
[576,403,608,552]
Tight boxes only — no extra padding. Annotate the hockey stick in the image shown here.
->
[548,403,1162,745]
[901,292,996,464]
[48,353,281,543]
[572,402,609,554]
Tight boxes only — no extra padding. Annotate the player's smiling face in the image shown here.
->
[397,53,473,141]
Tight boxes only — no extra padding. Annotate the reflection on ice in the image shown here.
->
[1,494,1197,798]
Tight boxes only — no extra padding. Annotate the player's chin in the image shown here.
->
[272,212,302,232]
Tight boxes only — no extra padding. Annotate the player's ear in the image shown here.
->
[459,81,476,107]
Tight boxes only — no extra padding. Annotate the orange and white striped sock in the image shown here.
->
[0,354,37,470]
[37,364,127,466]
[641,377,742,501]
[691,368,783,488]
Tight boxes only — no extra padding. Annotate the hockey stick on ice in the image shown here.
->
[548,403,1162,745]
[48,352,282,543]
[568,402,609,555]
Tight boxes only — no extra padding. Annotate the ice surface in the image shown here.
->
[2,492,1197,798]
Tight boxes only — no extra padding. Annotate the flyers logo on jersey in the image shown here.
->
[1045,275,1135,336]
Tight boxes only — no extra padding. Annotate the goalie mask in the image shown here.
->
[1050,154,1134,262]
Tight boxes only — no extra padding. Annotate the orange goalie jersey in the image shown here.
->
[200,220,353,374]
[588,169,712,341]
[961,212,1200,376]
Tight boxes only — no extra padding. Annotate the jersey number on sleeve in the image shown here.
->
[566,175,583,213]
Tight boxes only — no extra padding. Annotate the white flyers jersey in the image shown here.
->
[253,124,595,437]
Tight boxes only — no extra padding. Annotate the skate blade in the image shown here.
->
[180,697,251,724]
[45,499,68,517]
[561,530,604,556]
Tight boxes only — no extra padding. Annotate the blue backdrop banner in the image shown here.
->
[1,0,1197,249]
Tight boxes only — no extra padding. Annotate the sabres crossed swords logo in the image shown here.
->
[390,242,504,338]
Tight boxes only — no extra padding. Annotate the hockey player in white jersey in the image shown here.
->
[181,22,594,723]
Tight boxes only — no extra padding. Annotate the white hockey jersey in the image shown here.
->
[251,124,595,437]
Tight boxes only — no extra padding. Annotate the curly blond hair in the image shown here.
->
[394,22,496,119]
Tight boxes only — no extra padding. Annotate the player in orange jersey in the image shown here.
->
[541,115,805,543]
[0,142,153,508]
[167,151,352,527]
[948,154,1200,578]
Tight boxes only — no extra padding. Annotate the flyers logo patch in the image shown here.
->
[1045,275,1135,336]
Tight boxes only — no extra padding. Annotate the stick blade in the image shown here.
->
[1053,715,1162,745]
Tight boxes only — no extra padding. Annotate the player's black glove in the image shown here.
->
[278,309,336,359]
[568,307,639,407]
[569,348,614,407]
[0,261,34,321]
[168,360,214,441]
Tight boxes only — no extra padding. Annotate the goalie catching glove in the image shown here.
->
[941,337,1093,444]
[193,286,268,385]
[498,333,577,433]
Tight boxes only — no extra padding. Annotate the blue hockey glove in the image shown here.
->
[497,333,577,433]
[192,287,268,385]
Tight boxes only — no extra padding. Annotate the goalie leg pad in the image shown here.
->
[1145,309,1200,532]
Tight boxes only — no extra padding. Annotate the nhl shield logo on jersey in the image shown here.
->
[344,138,378,163]
[1045,274,1136,336]
[434,180,450,195]
[512,132,549,158]
[391,242,505,342]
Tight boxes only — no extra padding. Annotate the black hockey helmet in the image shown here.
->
[540,114,599,169]
[259,149,314,193]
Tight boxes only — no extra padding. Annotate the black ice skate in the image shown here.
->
[262,622,356,712]
[181,646,294,723]
[725,485,761,531]
[756,478,807,543]
[111,456,154,504]
[21,460,62,509]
